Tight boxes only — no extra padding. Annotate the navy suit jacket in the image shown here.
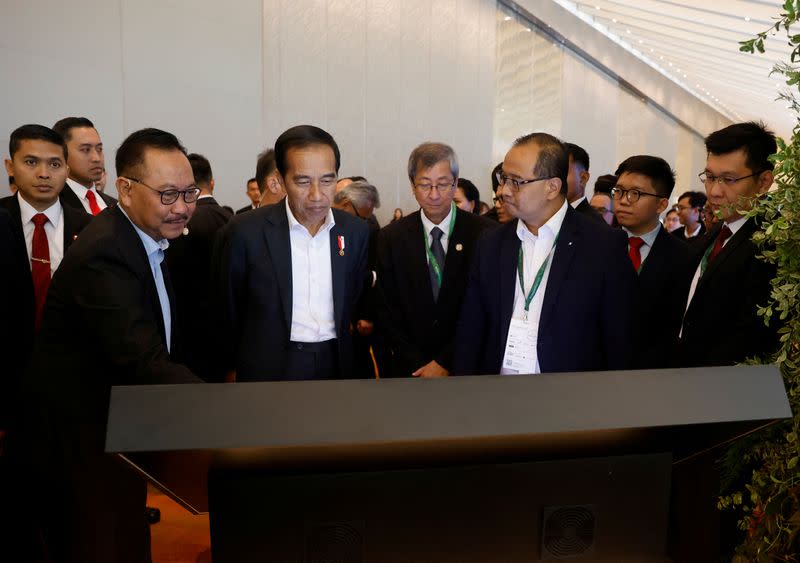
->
[632,226,689,369]
[453,205,637,375]
[217,199,369,381]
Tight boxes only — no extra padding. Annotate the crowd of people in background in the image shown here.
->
[0,117,781,562]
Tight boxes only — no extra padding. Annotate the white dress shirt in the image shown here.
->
[287,199,337,342]
[683,215,749,317]
[623,222,662,265]
[66,178,107,214]
[18,194,65,276]
[500,199,568,375]
[683,223,702,238]
[419,204,455,260]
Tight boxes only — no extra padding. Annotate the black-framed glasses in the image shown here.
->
[610,186,665,203]
[413,180,456,194]
[698,171,761,187]
[125,177,201,205]
[494,171,553,191]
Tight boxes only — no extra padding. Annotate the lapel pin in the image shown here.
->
[455,243,463,251]
[568,241,573,246]
[338,235,345,256]
[73,235,78,240]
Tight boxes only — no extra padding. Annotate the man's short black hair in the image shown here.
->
[614,155,676,198]
[705,121,777,172]
[274,125,340,177]
[9,124,67,160]
[491,162,503,193]
[678,190,707,209]
[52,117,96,143]
[255,149,276,194]
[115,128,187,178]
[247,177,257,184]
[513,132,569,196]
[342,175,367,183]
[187,153,213,186]
[565,142,590,171]
[594,174,616,195]
[457,178,480,213]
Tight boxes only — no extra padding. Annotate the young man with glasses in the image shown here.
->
[679,121,779,367]
[672,190,708,243]
[375,142,494,378]
[453,132,635,376]
[12,127,202,563]
[611,155,688,368]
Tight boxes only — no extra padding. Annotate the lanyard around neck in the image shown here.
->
[422,202,457,287]
[518,233,559,316]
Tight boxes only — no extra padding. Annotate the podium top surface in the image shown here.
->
[107,365,790,457]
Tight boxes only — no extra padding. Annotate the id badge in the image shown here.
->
[501,317,538,374]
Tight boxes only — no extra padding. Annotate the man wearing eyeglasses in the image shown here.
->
[672,190,708,243]
[611,155,688,369]
[453,132,635,376]
[679,121,779,367]
[375,142,494,378]
[13,128,202,562]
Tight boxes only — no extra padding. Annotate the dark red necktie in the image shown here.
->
[628,236,645,271]
[31,213,51,328]
[85,189,102,215]
[708,225,732,263]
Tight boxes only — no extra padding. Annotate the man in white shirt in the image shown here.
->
[217,125,369,381]
[672,191,708,243]
[454,132,635,375]
[52,116,116,215]
[565,142,605,223]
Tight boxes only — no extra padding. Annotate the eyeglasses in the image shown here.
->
[675,204,698,212]
[414,180,456,194]
[125,177,201,205]
[610,186,665,203]
[698,171,761,187]
[495,171,553,191]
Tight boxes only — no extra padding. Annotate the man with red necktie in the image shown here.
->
[52,117,117,216]
[679,122,780,367]
[610,155,688,369]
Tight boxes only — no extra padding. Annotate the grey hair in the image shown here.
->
[407,142,459,181]
[334,180,381,209]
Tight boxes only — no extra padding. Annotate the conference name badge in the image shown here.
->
[338,235,345,256]
[502,317,537,373]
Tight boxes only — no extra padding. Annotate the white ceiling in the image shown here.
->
[555,0,796,140]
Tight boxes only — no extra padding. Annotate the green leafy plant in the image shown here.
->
[717,2,800,559]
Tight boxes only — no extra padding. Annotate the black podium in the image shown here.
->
[106,365,790,562]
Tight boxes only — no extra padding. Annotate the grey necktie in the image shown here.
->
[429,226,445,301]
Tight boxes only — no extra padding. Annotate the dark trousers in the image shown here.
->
[285,339,339,380]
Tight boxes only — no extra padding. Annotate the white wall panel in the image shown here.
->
[121,0,262,208]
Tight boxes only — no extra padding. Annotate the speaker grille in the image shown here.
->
[304,521,364,563]
[541,505,596,559]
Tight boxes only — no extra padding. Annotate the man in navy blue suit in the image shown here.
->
[453,132,636,376]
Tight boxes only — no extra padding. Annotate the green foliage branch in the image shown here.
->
[717,2,800,559]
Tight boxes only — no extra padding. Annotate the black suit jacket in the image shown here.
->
[632,226,689,369]
[59,182,117,214]
[217,200,369,381]
[0,195,90,426]
[236,204,255,215]
[12,205,198,562]
[453,205,637,375]
[375,208,495,376]
[166,197,232,381]
[679,219,778,367]
[573,197,605,223]
[672,223,706,243]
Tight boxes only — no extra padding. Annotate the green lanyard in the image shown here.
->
[518,234,559,317]
[698,239,715,277]
[422,202,457,287]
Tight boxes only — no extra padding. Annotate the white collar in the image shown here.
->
[684,223,702,237]
[118,204,170,254]
[285,197,336,235]
[569,196,586,209]
[419,203,455,236]
[516,198,569,243]
[725,215,749,237]
[17,193,62,227]
[623,222,661,247]
[66,177,96,197]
